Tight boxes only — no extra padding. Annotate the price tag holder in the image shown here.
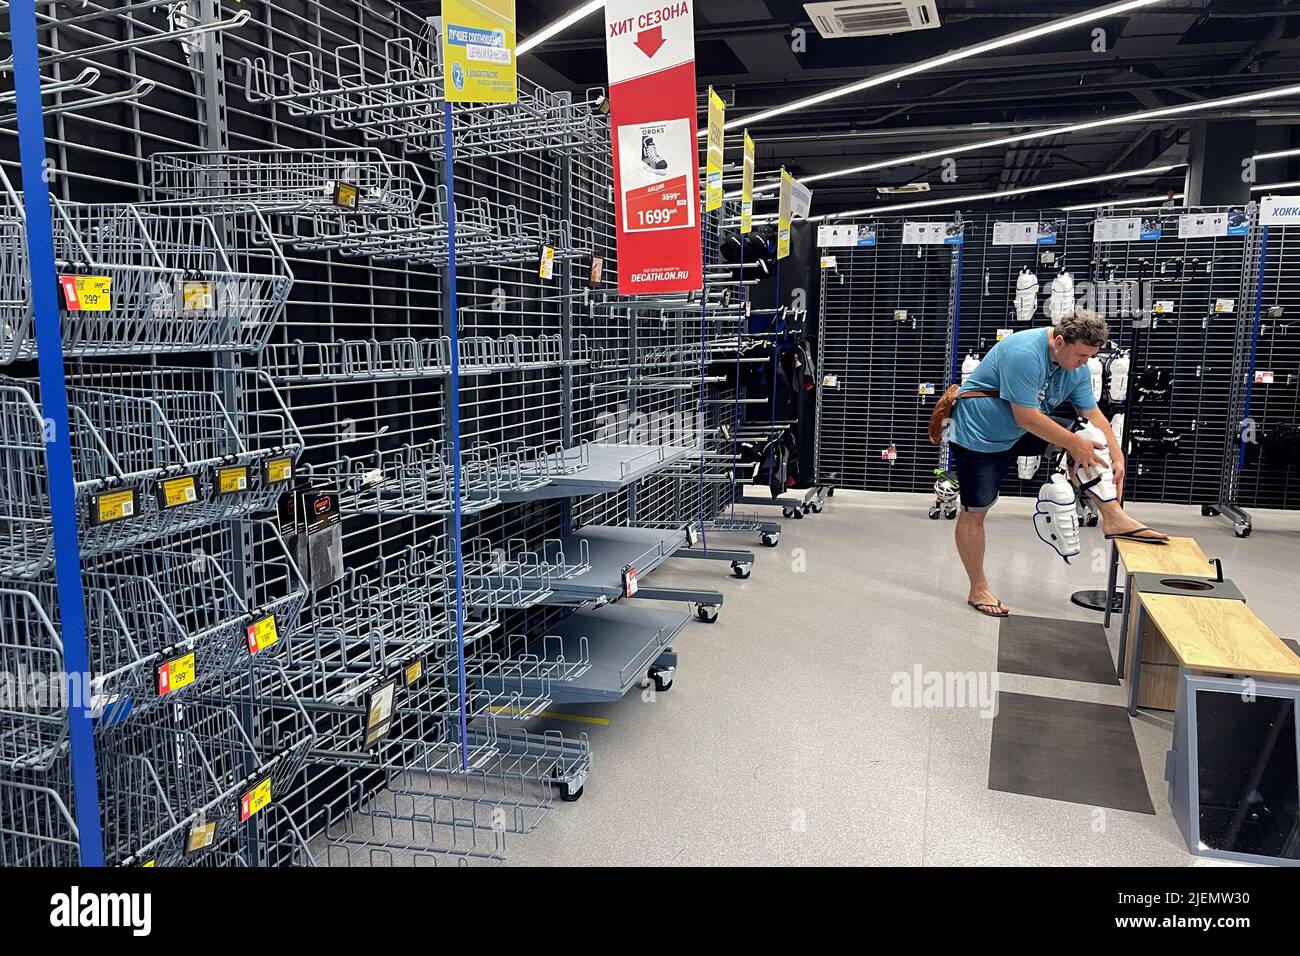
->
[263,456,294,486]
[1153,300,1176,315]
[1214,298,1236,314]
[158,651,197,696]
[622,565,639,598]
[589,256,604,287]
[59,275,112,312]
[90,488,138,526]
[919,382,935,396]
[214,464,249,496]
[686,524,699,547]
[240,777,272,822]
[539,246,556,280]
[186,820,217,855]
[333,181,360,209]
[1255,370,1275,384]
[156,474,198,510]
[246,613,279,655]
[404,659,424,687]
[893,310,908,322]
[364,678,398,749]
[182,280,213,311]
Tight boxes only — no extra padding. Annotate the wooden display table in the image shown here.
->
[1112,536,1216,709]
[1128,593,1300,714]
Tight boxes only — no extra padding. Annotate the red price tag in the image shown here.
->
[624,175,691,232]
[623,566,639,597]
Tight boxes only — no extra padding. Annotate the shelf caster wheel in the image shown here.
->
[782,507,796,518]
[1202,504,1221,517]
[760,532,780,548]
[928,507,941,520]
[1235,524,1252,538]
[827,487,835,497]
[559,782,584,802]
[944,507,957,520]
[696,604,719,624]
[648,666,674,692]
[1084,513,1099,527]
[810,502,823,514]
[792,508,805,520]
[731,561,752,579]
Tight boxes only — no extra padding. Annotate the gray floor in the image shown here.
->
[504,491,1300,866]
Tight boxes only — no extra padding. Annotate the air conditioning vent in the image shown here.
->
[877,182,931,195]
[804,0,940,39]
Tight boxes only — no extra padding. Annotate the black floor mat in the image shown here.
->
[998,614,1119,685]
[989,692,1155,814]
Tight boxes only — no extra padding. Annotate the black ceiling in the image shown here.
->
[489,0,1300,215]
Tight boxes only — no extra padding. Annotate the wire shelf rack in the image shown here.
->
[0,370,302,577]
[235,20,606,160]
[0,169,293,362]
[261,332,587,383]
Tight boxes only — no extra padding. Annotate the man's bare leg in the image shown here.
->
[955,510,1006,612]
[1091,497,1168,540]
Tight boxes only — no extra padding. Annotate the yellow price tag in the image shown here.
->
[334,181,359,209]
[60,275,112,312]
[264,457,293,484]
[240,777,272,821]
[216,465,249,495]
[142,860,156,868]
[158,475,197,509]
[245,614,279,655]
[158,652,196,696]
[93,489,137,525]
[404,660,423,687]
[539,246,555,279]
[186,821,216,854]
[182,281,213,311]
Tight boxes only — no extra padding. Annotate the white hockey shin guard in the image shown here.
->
[1034,474,1081,562]
[1072,422,1117,502]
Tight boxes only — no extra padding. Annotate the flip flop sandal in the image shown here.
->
[968,600,1009,617]
[1104,528,1169,544]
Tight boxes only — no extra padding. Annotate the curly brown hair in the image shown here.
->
[1057,309,1109,348]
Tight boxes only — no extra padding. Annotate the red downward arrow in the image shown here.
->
[635,25,666,58]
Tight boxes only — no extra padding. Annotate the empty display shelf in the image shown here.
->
[500,443,696,502]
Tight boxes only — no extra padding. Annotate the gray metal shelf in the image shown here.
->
[479,604,688,705]
[500,443,696,502]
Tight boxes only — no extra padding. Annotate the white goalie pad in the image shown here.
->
[1016,455,1041,480]
[1108,352,1129,403]
[1046,271,1074,324]
[1034,474,1081,561]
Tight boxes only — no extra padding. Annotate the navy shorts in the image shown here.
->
[951,433,1050,512]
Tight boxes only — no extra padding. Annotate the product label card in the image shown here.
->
[820,256,837,269]
[59,275,112,312]
[996,328,1014,341]
[1255,370,1275,384]
[158,474,198,510]
[364,679,398,748]
[216,465,249,495]
[404,659,424,687]
[623,565,639,597]
[264,457,294,485]
[1214,298,1236,314]
[903,221,962,245]
[992,221,1037,246]
[740,130,754,234]
[240,777,272,822]
[1179,212,1228,239]
[186,821,216,855]
[539,245,555,279]
[93,488,137,525]
[158,652,197,696]
[182,280,213,311]
[1153,300,1176,315]
[246,614,279,655]
[705,86,725,212]
[617,119,695,233]
[817,223,877,247]
[333,181,359,209]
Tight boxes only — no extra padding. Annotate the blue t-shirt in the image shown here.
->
[952,327,1097,452]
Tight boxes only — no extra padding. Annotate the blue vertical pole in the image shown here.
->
[442,100,469,772]
[948,245,964,471]
[10,0,105,865]
[1239,226,1269,470]
[695,212,709,553]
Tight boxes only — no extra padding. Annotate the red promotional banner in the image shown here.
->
[605,0,702,296]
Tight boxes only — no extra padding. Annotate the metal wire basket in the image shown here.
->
[0,371,302,577]
[0,170,293,362]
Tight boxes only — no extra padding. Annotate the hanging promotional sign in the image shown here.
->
[605,0,702,295]
[1260,196,1300,226]
[740,130,754,234]
[441,0,517,103]
[991,220,1060,246]
[1178,212,1228,239]
[777,168,792,259]
[706,87,725,212]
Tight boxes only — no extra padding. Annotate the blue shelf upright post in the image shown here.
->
[9,0,106,864]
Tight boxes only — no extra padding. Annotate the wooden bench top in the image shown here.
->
[1138,593,1300,680]
[1116,536,1211,576]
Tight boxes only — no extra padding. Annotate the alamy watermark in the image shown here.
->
[891,665,998,718]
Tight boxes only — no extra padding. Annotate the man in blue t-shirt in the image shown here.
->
[950,311,1167,617]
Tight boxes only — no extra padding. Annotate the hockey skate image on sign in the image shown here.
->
[617,119,696,233]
